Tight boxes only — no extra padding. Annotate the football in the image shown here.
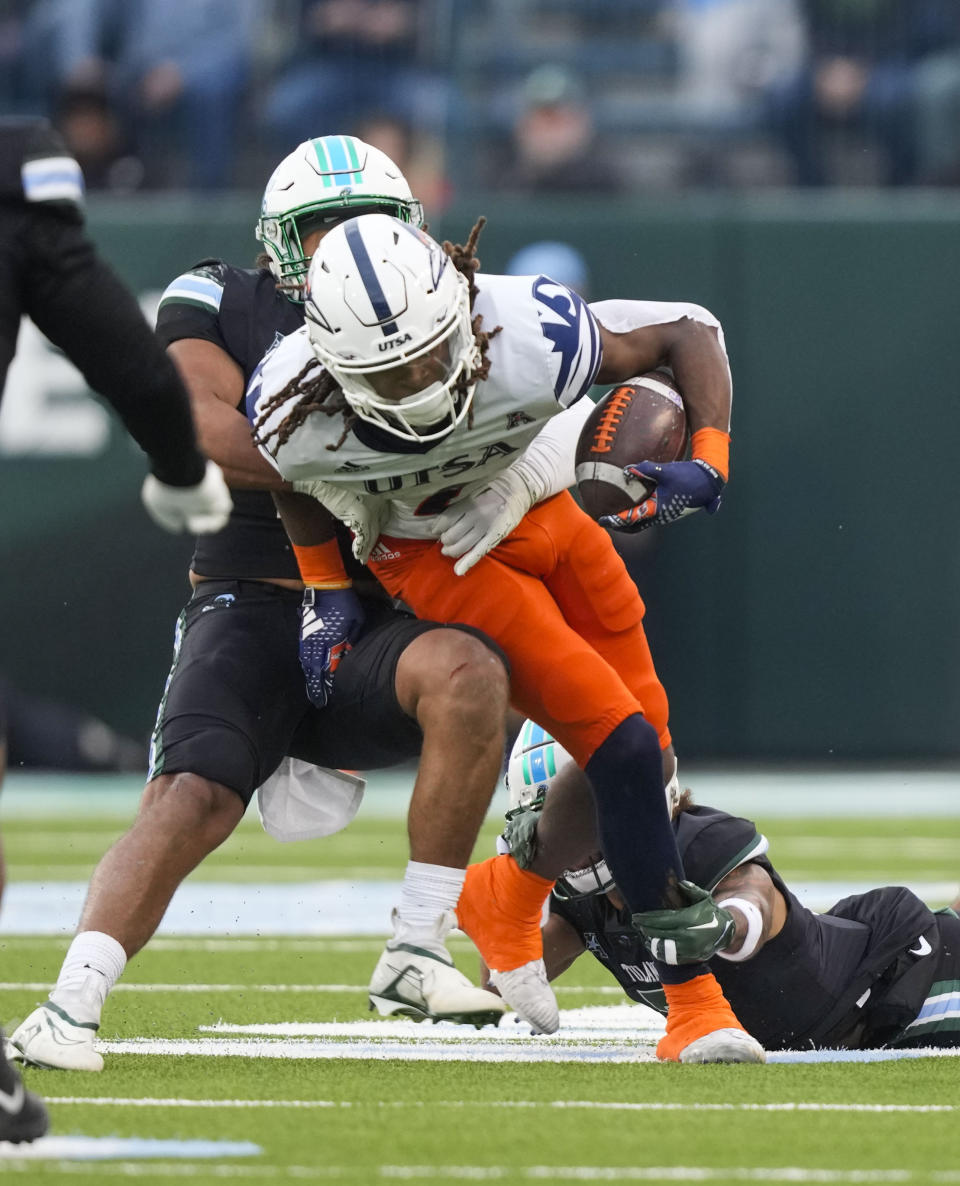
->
[575,371,689,518]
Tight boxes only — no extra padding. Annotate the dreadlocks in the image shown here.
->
[253,216,501,454]
[253,355,358,454]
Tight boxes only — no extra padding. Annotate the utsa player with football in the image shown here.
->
[502,724,960,1053]
[10,137,530,1073]
[248,215,756,1062]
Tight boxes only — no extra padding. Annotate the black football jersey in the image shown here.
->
[551,804,938,1050]
[0,117,83,212]
[155,260,305,579]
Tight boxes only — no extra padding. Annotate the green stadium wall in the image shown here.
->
[1,192,958,760]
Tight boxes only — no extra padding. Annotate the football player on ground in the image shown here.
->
[10,137,529,1074]
[501,724,960,1052]
[247,214,760,1062]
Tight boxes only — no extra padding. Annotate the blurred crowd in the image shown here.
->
[2,0,960,195]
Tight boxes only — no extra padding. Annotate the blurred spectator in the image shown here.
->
[763,0,960,185]
[914,45,960,184]
[0,1,29,111]
[54,82,145,192]
[490,65,628,195]
[352,111,454,213]
[119,0,259,189]
[506,240,591,299]
[263,1,456,150]
[670,0,806,125]
[15,0,259,189]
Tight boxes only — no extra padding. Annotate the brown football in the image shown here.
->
[575,372,689,518]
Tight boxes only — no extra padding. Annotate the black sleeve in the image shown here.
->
[22,210,206,487]
[155,260,232,353]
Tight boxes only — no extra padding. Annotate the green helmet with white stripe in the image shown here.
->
[256,135,424,302]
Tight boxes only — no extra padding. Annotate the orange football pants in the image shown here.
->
[367,491,671,767]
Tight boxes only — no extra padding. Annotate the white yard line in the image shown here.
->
[42,1097,957,1114]
[0,1161,956,1182]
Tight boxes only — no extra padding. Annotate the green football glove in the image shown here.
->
[501,799,543,869]
[632,880,736,965]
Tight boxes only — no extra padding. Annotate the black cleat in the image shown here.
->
[0,1029,49,1144]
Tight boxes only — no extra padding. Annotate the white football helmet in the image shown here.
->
[303,214,481,442]
[505,720,682,900]
[256,136,424,301]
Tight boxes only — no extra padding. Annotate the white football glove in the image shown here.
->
[437,467,539,576]
[141,459,233,534]
[292,477,387,564]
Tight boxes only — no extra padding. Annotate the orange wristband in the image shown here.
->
[292,539,352,589]
[691,427,730,481]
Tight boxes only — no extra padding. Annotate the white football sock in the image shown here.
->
[49,931,127,1024]
[395,861,466,944]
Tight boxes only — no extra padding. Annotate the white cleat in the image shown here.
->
[369,910,506,1029]
[679,1027,766,1065]
[9,1002,104,1072]
[489,959,560,1035]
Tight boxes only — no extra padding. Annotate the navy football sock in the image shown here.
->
[585,713,684,914]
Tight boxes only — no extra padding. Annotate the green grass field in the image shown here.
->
[1,772,959,1185]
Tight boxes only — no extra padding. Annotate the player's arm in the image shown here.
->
[591,302,731,436]
[590,300,732,532]
[167,338,291,490]
[480,913,585,992]
[710,861,787,962]
[272,489,365,709]
[24,221,231,533]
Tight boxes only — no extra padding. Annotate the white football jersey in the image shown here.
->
[249,272,602,539]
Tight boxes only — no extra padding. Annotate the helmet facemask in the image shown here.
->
[304,215,482,443]
[310,280,480,442]
[553,856,616,901]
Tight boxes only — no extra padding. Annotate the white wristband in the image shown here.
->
[715,896,764,962]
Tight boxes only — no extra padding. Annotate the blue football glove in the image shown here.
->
[299,587,365,708]
[599,459,725,534]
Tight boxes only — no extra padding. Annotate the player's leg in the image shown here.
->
[0,1029,48,1143]
[0,694,46,1137]
[368,533,673,903]
[499,493,672,743]
[0,206,28,392]
[291,614,510,1028]
[367,537,646,1032]
[369,531,761,1058]
[10,581,311,1071]
[493,495,762,1059]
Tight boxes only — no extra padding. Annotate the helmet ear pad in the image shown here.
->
[303,214,480,443]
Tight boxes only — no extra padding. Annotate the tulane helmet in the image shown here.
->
[303,214,480,442]
[505,719,682,900]
[256,135,424,300]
